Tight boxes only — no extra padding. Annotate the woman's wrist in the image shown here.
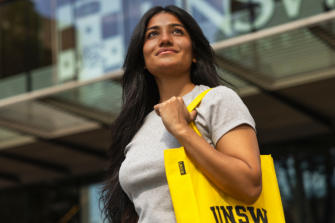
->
[172,123,194,142]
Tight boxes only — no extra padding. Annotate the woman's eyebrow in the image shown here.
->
[168,23,185,29]
[145,23,185,32]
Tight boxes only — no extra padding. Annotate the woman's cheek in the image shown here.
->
[143,44,156,65]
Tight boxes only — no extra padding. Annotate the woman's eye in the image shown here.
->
[147,31,157,38]
[173,29,183,34]
[147,29,183,38]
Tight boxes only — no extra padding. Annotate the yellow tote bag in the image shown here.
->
[164,88,286,223]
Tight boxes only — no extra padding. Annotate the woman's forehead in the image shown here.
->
[146,12,183,29]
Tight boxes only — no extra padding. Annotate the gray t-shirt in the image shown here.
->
[119,85,256,223]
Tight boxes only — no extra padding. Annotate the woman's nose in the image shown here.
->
[159,31,172,47]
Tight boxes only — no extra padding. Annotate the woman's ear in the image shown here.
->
[192,48,197,63]
[192,42,197,63]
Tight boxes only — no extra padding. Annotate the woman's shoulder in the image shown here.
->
[201,85,242,105]
[198,85,254,121]
[196,85,256,140]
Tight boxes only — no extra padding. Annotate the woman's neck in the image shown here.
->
[155,75,195,103]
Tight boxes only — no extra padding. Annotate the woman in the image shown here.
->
[100,5,262,223]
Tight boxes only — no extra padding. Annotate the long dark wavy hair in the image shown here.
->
[99,5,230,223]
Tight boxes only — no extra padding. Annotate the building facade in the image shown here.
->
[0,0,335,222]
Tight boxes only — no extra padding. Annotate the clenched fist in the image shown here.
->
[154,96,197,136]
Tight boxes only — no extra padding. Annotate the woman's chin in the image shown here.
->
[156,61,189,70]
[152,65,182,75]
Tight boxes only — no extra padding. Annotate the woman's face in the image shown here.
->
[143,12,196,78]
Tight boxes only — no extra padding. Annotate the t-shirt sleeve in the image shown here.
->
[196,86,256,146]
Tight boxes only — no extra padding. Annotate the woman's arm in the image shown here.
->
[154,96,262,204]
[175,123,262,204]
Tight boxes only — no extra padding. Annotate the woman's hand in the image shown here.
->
[153,96,196,136]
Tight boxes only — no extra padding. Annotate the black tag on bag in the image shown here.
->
[178,161,186,175]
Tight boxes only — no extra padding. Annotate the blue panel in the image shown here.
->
[101,13,118,39]
[75,1,101,19]
[57,0,71,7]
[204,0,224,13]
[149,0,177,7]
[30,0,53,18]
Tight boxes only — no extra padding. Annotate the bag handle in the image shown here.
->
[186,88,212,112]
[186,88,213,137]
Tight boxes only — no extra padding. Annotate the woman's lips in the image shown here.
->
[157,50,176,55]
[156,48,178,56]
